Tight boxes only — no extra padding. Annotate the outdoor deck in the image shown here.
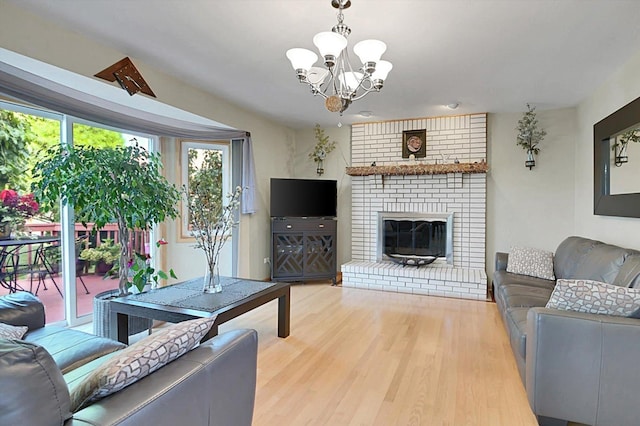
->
[0,273,119,324]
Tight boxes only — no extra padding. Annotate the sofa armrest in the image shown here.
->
[526,307,640,426]
[66,328,258,426]
[495,252,508,271]
[0,291,45,331]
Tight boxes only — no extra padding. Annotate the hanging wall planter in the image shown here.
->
[525,149,536,169]
[516,104,547,170]
[310,124,336,176]
[612,128,639,167]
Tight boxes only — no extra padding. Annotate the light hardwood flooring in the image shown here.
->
[218,283,539,426]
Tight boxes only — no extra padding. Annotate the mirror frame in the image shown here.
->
[594,96,640,218]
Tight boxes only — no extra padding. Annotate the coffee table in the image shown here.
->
[108,276,290,344]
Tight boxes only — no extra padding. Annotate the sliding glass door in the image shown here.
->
[0,100,158,326]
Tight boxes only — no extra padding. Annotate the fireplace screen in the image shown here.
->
[383,220,446,258]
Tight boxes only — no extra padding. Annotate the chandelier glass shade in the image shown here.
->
[285,0,392,114]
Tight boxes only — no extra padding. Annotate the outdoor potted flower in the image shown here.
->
[0,189,39,239]
[32,143,181,295]
[79,238,121,275]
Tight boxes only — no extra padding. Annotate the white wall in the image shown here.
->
[486,108,576,278]
[573,49,640,249]
[0,2,295,282]
[292,126,352,268]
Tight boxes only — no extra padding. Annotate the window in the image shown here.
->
[179,140,230,240]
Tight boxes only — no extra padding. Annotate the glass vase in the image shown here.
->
[203,263,222,293]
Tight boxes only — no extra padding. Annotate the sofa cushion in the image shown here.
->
[70,316,215,412]
[506,246,555,280]
[613,254,640,288]
[573,243,631,284]
[0,339,72,426]
[25,325,126,374]
[546,279,640,318]
[0,291,45,331]
[505,307,529,359]
[0,322,28,339]
[553,236,602,280]
[497,284,554,309]
[494,270,556,292]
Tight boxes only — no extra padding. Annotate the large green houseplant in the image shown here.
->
[32,143,180,295]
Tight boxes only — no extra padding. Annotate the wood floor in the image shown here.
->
[218,283,538,426]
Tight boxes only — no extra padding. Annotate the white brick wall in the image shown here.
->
[343,113,488,300]
[352,113,487,167]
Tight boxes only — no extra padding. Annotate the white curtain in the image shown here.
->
[242,137,257,214]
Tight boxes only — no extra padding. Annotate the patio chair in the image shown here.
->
[30,244,63,298]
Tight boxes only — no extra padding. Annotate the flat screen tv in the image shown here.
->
[270,178,337,218]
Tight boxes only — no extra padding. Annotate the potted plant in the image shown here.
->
[79,238,121,275]
[0,189,39,239]
[128,238,176,293]
[32,143,181,295]
[516,104,547,170]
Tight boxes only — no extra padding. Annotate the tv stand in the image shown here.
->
[271,217,337,285]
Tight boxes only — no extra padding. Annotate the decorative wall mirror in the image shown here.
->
[594,95,640,217]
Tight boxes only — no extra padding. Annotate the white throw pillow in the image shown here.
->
[546,279,640,318]
[69,316,215,412]
[0,322,28,340]
[506,246,556,281]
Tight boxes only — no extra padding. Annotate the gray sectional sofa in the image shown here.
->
[494,236,640,426]
[0,292,258,426]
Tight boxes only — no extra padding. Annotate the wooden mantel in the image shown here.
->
[345,162,488,177]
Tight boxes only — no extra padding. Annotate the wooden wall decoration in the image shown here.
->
[402,129,427,158]
[95,57,156,97]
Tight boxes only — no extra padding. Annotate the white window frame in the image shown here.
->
[178,139,231,241]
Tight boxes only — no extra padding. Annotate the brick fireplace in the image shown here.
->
[341,114,488,300]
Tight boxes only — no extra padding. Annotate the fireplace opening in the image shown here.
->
[377,212,453,265]
[385,220,446,257]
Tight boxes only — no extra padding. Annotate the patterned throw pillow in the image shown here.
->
[69,316,215,412]
[506,246,556,280]
[0,322,28,340]
[546,279,640,317]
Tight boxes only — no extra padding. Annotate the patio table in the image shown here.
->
[0,236,61,296]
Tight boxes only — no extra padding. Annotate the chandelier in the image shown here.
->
[285,0,392,115]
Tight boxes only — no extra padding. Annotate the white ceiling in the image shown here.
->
[8,0,640,129]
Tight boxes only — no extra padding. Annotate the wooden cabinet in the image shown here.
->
[271,218,337,285]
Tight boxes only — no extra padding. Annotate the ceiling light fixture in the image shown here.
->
[286,0,392,115]
[446,103,460,110]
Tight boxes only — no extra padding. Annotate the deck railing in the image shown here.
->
[25,222,148,257]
